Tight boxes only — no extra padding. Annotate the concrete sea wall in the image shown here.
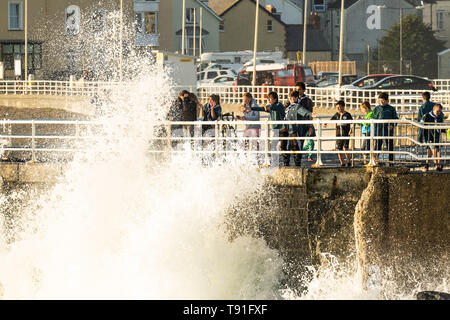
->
[0,163,448,293]
[226,167,449,293]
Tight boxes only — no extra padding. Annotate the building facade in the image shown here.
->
[214,0,287,54]
[421,0,450,48]
[326,0,421,74]
[0,0,221,80]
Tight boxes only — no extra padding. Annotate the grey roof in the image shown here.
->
[207,0,240,16]
[285,25,331,52]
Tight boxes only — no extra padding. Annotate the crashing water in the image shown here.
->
[0,8,447,300]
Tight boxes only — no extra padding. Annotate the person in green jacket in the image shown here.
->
[373,92,399,164]
[358,101,375,164]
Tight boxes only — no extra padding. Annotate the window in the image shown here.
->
[206,71,218,79]
[0,42,41,70]
[186,8,195,23]
[8,1,23,30]
[437,10,444,30]
[135,12,158,34]
[267,20,273,32]
[219,21,225,32]
[313,0,326,12]
[91,8,106,32]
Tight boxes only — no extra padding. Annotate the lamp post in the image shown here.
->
[182,0,186,55]
[193,8,196,56]
[252,0,260,86]
[24,0,28,81]
[338,0,345,88]
[119,0,123,81]
[200,7,203,56]
[378,5,403,74]
[302,0,308,65]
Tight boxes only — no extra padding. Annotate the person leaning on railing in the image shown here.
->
[373,92,399,165]
[417,91,444,144]
[284,90,317,167]
[357,101,375,165]
[200,94,222,137]
[419,103,445,171]
[236,92,261,151]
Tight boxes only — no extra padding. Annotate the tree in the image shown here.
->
[371,14,445,78]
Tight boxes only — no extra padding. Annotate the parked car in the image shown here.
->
[362,75,438,91]
[314,71,338,81]
[197,69,237,85]
[198,75,236,97]
[342,74,396,89]
[314,74,358,87]
[234,63,315,87]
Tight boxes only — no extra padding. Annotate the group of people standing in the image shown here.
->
[169,84,447,170]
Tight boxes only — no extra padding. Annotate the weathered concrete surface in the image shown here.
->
[355,168,450,290]
[227,166,449,293]
[0,162,68,183]
[0,95,94,116]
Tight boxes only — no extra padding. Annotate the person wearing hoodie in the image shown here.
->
[284,90,316,166]
[373,92,399,165]
[237,92,261,151]
[417,91,444,143]
[358,101,375,164]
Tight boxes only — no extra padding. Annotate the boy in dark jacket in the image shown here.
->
[179,90,198,138]
[373,92,399,164]
[328,100,353,167]
[420,103,445,171]
[284,90,315,166]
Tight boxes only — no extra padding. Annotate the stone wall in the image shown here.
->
[355,168,450,291]
[226,166,449,294]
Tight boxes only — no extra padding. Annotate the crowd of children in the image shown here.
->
[170,85,447,170]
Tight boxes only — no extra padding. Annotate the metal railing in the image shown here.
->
[1,119,447,168]
[155,119,449,167]
[197,84,450,111]
[1,79,450,111]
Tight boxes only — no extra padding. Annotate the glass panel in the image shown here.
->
[34,44,41,53]
[13,44,20,53]
[144,12,157,34]
[3,44,13,54]
[9,3,20,29]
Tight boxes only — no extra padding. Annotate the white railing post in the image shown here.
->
[215,122,220,158]
[264,119,270,167]
[367,119,377,167]
[31,120,37,162]
[312,119,323,167]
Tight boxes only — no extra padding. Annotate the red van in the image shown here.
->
[234,63,315,87]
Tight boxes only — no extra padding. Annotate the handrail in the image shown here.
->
[0,119,446,167]
[1,80,449,111]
